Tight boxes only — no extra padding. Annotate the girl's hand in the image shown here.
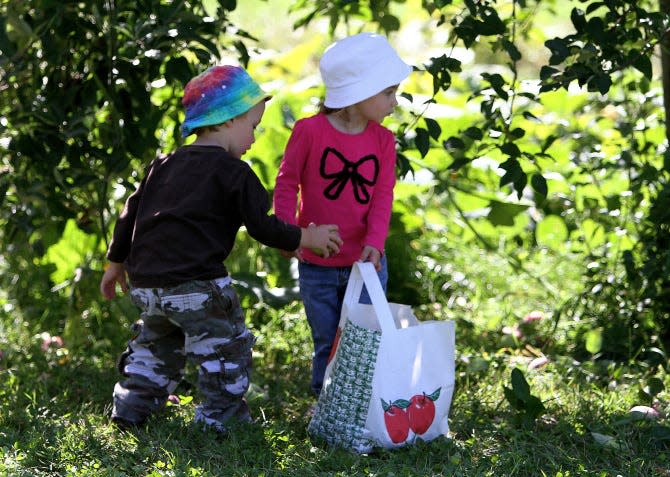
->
[360,245,382,271]
[100,262,128,300]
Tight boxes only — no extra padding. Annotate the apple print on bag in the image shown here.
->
[408,387,441,434]
[381,399,410,443]
[381,387,441,443]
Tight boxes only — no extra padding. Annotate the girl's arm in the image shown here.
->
[363,131,396,255]
[273,121,309,225]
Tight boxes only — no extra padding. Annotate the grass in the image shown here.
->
[1,245,669,477]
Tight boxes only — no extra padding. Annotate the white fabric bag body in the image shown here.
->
[308,261,456,452]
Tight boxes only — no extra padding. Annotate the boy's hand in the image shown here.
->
[299,223,342,258]
[360,245,382,271]
[100,262,128,300]
[279,249,304,261]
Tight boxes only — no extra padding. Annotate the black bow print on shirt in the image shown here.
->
[319,147,379,204]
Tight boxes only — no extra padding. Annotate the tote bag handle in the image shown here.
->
[343,261,397,335]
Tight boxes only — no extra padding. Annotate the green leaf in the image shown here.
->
[425,118,442,140]
[585,328,603,354]
[642,377,665,399]
[478,7,506,36]
[523,111,541,122]
[545,38,570,65]
[393,399,411,409]
[633,54,652,80]
[381,398,390,411]
[500,142,521,158]
[448,157,470,171]
[426,55,458,93]
[464,127,483,140]
[164,56,193,85]
[513,174,528,200]
[218,0,237,11]
[487,200,529,226]
[503,386,522,408]
[523,394,545,421]
[415,127,431,158]
[586,17,606,43]
[379,14,401,32]
[43,219,98,285]
[531,173,548,197]
[536,215,568,250]
[541,135,557,153]
[499,158,524,187]
[588,73,611,95]
[509,128,525,139]
[540,65,560,80]
[482,73,508,100]
[444,136,466,150]
[428,387,442,401]
[570,8,587,33]
[502,39,522,62]
[586,2,606,14]
[511,368,531,401]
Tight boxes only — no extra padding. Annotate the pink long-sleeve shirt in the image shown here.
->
[274,113,396,266]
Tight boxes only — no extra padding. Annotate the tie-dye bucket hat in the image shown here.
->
[181,65,269,137]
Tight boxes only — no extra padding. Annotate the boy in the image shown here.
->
[100,65,342,431]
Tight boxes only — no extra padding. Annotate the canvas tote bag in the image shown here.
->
[308,261,456,453]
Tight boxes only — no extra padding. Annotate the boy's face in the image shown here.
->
[228,101,265,158]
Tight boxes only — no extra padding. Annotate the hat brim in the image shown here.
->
[324,62,412,109]
[181,95,271,137]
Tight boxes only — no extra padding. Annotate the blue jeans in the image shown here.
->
[298,257,388,395]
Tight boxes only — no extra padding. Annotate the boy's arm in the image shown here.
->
[100,262,128,299]
[240,168,342,257]
[106,166,151,263]
[101,161,153,298]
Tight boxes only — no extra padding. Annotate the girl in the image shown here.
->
[273,33,412,396]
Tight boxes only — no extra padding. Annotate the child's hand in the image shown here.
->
[280,249,304,261]
[360,245,382,271]
[300,223,342,258]
[100,262,128,300]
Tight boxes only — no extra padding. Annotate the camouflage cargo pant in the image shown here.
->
[112,277,255,431]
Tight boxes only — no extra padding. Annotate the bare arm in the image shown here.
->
[100,262,128,300]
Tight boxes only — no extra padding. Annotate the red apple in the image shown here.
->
[407,387,442,435]
[383,404,410,443]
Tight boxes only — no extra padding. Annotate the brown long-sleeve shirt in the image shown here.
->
[107,145,301,287]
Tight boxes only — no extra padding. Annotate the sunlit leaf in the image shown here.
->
[43,219,98,286]
[487,200,529,226]
[536,215,568,250]
[585,328,603,354]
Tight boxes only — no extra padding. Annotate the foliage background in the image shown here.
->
[1,0,670,475]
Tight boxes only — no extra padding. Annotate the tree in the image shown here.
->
[0,0,250,333]
[291,0,670,358]
[1,0,669,359]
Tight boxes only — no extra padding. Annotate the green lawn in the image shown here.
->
[1,246,667,477]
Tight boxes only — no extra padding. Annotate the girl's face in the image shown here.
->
[354,85,400,124]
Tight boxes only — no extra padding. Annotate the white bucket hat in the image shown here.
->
[319,32,412,109]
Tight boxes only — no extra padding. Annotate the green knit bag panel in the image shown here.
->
[308,320,381,453]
